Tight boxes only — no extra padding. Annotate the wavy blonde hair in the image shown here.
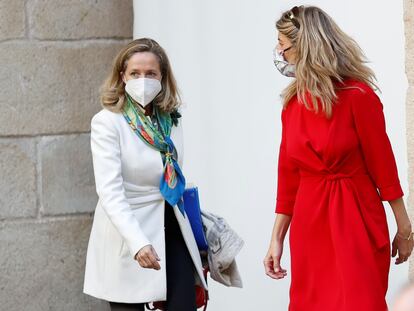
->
[276,6,379,118]
[100,38,181,113]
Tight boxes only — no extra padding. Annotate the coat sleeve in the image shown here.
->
[275,108,301,215]
[90,111,151,258]
[351,87,404,201]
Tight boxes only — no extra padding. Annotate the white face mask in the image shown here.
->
[125,78,162,107]
[273,46,296,78]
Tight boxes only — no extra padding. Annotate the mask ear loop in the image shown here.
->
[282,45,293,54]
[273,45,293,63]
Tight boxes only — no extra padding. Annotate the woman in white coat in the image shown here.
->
[83,38,207,311]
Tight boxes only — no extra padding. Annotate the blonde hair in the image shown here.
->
[100,38,181,113]
[276,6,379,118]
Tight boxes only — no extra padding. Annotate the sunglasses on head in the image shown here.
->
[285,5,302,29]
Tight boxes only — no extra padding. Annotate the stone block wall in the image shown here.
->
[0,1,133,309]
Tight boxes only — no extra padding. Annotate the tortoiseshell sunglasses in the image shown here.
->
[286,6,302,29]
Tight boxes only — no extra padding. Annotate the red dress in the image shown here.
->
[275,79,404,311]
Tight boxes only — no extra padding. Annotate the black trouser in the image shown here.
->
[109,301,145,311]
[109,202,196,311]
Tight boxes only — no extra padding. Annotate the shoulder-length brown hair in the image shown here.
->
[100,38,181,113]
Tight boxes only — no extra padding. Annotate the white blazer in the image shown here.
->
[83,108,207,303]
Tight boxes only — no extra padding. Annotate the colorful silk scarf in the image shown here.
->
[122,94,186,215]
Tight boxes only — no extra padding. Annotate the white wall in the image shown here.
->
[133,1,409,310]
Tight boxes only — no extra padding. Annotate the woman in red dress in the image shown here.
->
[264,5,414,311]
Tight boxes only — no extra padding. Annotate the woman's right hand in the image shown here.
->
[263,240,287,279]
[134,245,161,270]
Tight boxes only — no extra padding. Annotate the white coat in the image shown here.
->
[83,108,207,303]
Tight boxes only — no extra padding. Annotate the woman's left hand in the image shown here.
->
[391,230,414,265]
[388,198,413,264]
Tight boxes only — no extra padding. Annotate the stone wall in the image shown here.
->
[0,1,133,310]
[404,0,414,282]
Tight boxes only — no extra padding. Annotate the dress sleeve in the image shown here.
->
[90,111,151,258]
[351,87,404,201]
[275,108,301,215]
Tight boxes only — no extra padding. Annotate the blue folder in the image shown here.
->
[183,187,209,251]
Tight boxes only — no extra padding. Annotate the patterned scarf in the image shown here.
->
[122,94,186,216]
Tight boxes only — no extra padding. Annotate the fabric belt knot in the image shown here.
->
[324,173,353,181]
[300,170,369,181]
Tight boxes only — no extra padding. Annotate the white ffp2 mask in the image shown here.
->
[125,78,162,107]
